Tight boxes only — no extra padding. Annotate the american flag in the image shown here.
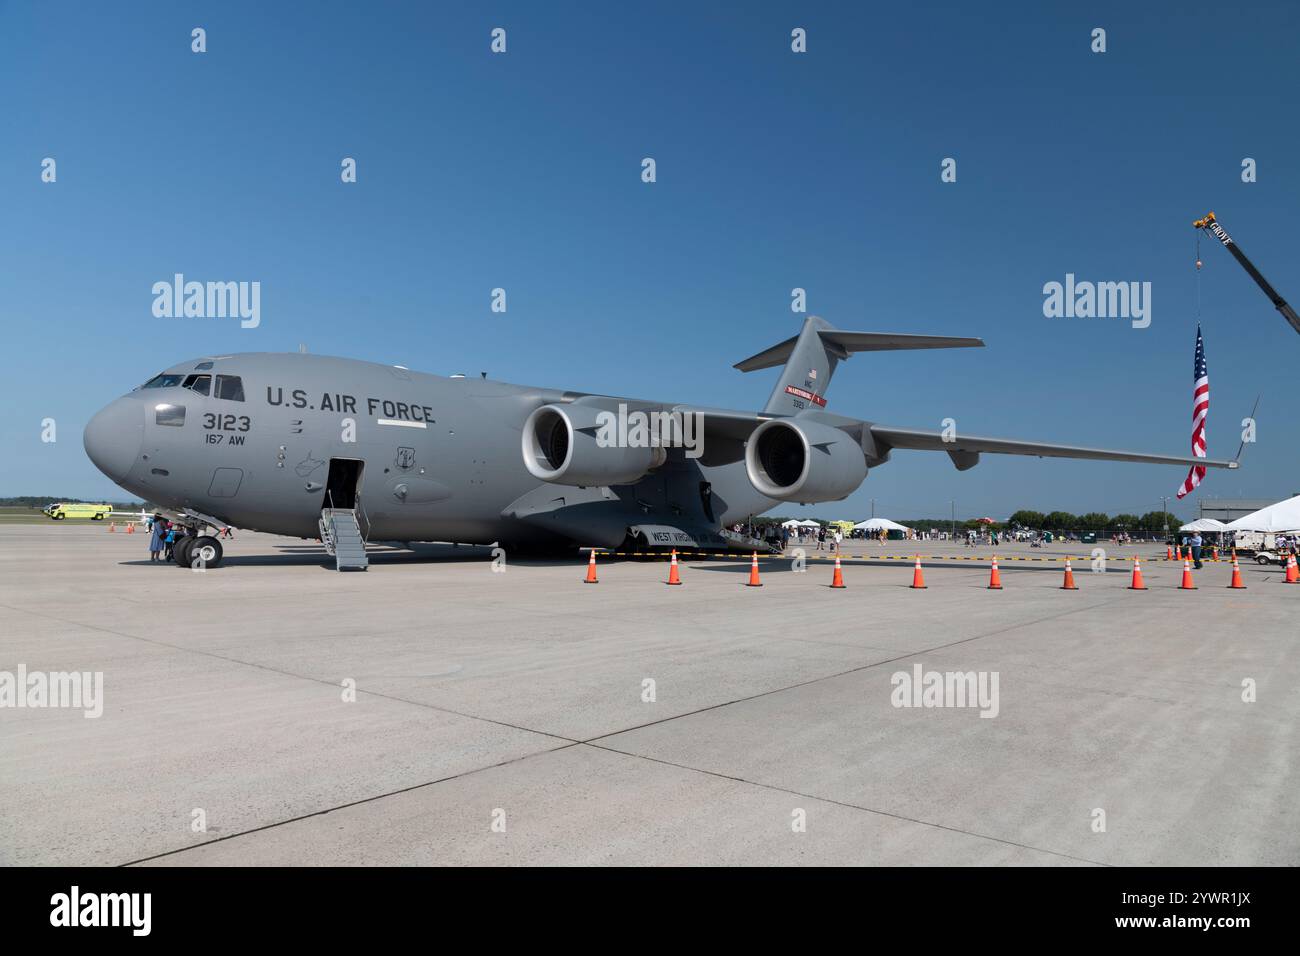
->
[1176,324,1209,499]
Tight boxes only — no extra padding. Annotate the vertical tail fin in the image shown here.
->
[733,316,984,415]
[734,316,838,415]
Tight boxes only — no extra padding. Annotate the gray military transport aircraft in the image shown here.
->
[83,316,1237,569]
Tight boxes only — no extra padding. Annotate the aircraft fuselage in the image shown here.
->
[84,353,774,549]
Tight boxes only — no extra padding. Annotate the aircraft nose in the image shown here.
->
[84,398,144,482]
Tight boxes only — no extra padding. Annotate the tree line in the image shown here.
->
[1003,510,1178,533]
[0,496,151,510]
[760,510,1182,533]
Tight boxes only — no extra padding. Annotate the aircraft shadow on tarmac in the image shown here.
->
[117,546,1264,578]
[119,543,586,569]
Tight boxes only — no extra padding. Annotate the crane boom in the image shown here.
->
[1193,211,1300,336]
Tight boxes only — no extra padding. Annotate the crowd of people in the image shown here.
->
[764,521,1300,568]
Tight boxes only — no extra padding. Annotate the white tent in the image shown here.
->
[854,517,911,532]
[1225,495,1300,533]
[1179,518,1227,532]
[799,519,821,527]
[780,519,803,528]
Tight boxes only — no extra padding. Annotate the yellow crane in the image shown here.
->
[1193,211,1300,337]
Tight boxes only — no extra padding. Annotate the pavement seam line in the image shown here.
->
[0,602,582,745]
[583,741,1108,867]
[119,741,585,866]
[581,598,1121,744]
[2,590,1131,868]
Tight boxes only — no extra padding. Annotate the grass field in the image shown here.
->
[0,506,139,524]
[0,507,58,524]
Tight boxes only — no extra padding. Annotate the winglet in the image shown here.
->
[1231,394,1261,466]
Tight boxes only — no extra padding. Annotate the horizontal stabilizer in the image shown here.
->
[735,329,984,372]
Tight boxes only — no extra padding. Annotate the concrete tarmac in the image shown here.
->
[1,525,1295,866]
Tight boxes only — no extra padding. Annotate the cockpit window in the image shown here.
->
[194,361,214,370]
[141,373,184,389]
[183,374,211,395]
[154,404,186,426]
[214,375,245,402]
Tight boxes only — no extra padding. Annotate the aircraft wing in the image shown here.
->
[669,405,773,465]
[867,425,1240,470]
[675,405,775,441]
[672,404,1239,471]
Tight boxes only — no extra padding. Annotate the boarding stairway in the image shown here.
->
[319,508,369,571]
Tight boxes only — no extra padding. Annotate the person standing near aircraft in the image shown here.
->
[148,516,165,563]
[1190,531,1204,570]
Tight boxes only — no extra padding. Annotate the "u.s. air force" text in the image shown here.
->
[265,387,434,422]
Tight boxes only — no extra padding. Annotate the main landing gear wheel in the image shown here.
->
[188,536,224,569]
[173,537,195,567]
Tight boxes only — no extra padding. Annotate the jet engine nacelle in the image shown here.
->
[744,418,867,503]
[522,403,665,486]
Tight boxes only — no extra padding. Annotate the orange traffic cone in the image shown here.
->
[910,555,927,589]
[1128,556,1148,590]
[987,555,1003,590]
[1166,544,1173,560]
[583,550,599,584]
[1285,554,1300,584]
[1227,557,1246,590]
[745,551,763,587]
[666,550,682,586]
[830,554,845,589]
[1061,557,1078,590]
[107,522,115,532]
[126,522,135,533]
[1179,558,1197,590]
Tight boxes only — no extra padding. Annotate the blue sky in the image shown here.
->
[3,0,1297,520]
